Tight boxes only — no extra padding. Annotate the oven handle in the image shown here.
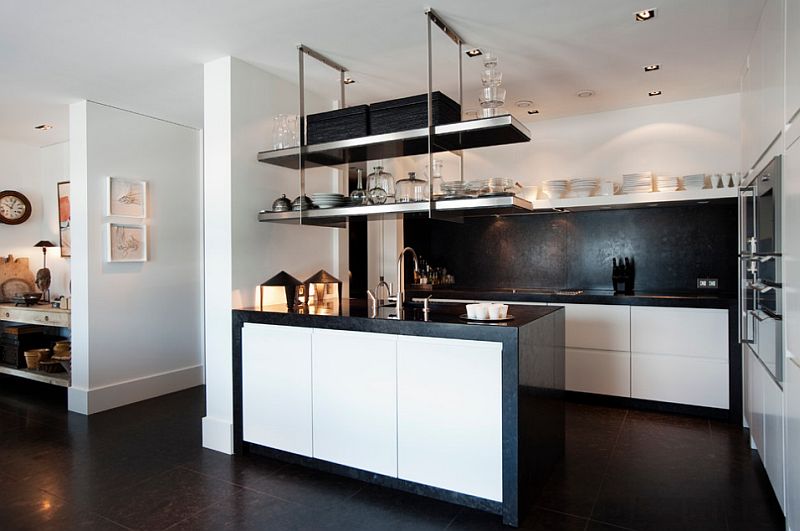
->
[738,187,753,254]
[739,260,755,344]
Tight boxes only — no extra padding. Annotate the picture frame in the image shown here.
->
[106,177,147,218]
[57,181,71,257]
[106,223,147,263]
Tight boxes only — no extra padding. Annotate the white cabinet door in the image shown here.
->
[631,353,729,409]
[763,372,785,512]
[566,347,630,397]
[311,329,397,477]
[785,356,800,530]
[561,303,630,351]
[242,323,313,456]
[748,346,766,453]
[787,140,800,359]
[630,307,728,360]
[760,0,785,150]
[397,335,503,502]
[789,0,800,129]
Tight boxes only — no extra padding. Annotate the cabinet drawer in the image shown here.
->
[312,329,398,477]
[242,323,313,456]
[1,307,70,328]
[397,335,503,502]
[632,352,729,409]
[630,307,727,360]
[566,347,630,397]
[560,303,630,351]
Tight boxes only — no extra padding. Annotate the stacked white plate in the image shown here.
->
[682,174,706,191]
[655,175,679,192]
[622,172,653,194]
[311,193,347,209]
[539,179,568,199]
[568,178,598,198]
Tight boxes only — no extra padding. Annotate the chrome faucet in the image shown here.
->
[395,246,419,318]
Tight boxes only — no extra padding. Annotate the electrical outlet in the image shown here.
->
[697,278,718,289]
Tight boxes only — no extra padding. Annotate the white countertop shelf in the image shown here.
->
[531,187,739,212]
[0,365,70,387]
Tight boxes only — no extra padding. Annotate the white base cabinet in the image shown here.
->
[241,323,313,456]
[566,347,630,397]
[397,336,503,502]
[312,329,398,477]
[630,307,729,409]
[745,345,785,512]
[631,353,729,409]
[241,325,504,500]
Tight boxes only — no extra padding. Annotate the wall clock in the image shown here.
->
[0,190,32,225]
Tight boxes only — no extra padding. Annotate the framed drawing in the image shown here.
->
[106,177,146,218]
[57,181,71,257]
[106,223,147,262]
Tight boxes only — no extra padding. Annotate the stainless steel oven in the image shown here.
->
[739,155,783,383]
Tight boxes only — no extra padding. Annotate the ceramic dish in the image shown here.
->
[458,314,515,322]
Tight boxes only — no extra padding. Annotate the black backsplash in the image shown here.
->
[403,204,738,294]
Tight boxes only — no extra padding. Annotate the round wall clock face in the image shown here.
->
[0,190,32,225]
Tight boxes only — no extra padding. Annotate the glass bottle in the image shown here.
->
[349,169,367,206]
[367,166,394,204]
[425,159,445,197]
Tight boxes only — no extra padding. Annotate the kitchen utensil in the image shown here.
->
[367,166,394,203]
[13,293,42,306]
[349,169,367,206]
[395,172,429,203]
[271,194,292,212]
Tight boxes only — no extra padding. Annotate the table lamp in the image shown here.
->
[33,240,55,302]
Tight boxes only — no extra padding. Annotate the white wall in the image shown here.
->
[395,93,742,187]
[0,139,46,282]
[39,141,70,298]
[68,101,203,414]
[203,57,343,454]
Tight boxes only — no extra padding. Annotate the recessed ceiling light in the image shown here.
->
[343,76,355,85]
[648,90,662,96]
[515,100,533,108]
[576,89,595,98]
[635,8,657,21]
[643,64,661,72]
[34,124,53,131]
[465,48,483,57]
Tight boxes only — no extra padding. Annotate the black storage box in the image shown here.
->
[0,323,52,368]
[306,104,370,145]
[369,91,461,135]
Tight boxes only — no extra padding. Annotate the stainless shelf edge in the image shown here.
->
[256,115,531,169]
[258,195,534,223]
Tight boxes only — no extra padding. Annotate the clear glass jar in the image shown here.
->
[367,166,394,204]
[395,172,429,203]
[425,159,445,196]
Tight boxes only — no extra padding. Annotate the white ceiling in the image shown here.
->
[0,0,764,147]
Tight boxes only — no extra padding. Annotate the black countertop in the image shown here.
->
[406,287,737,309]
[234,300,560,338]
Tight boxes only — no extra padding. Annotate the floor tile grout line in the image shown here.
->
[443,506,464,529]
[586,409,629,523]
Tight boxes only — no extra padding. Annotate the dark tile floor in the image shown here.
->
[0,376,785,531]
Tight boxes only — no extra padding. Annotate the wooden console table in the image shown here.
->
[0,303,70,328]
[0,303,71,387]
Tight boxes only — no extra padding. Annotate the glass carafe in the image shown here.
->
[349,169,367,206]
[424,159,445,197]
[367,166,394,204]
[395,172,429,203]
